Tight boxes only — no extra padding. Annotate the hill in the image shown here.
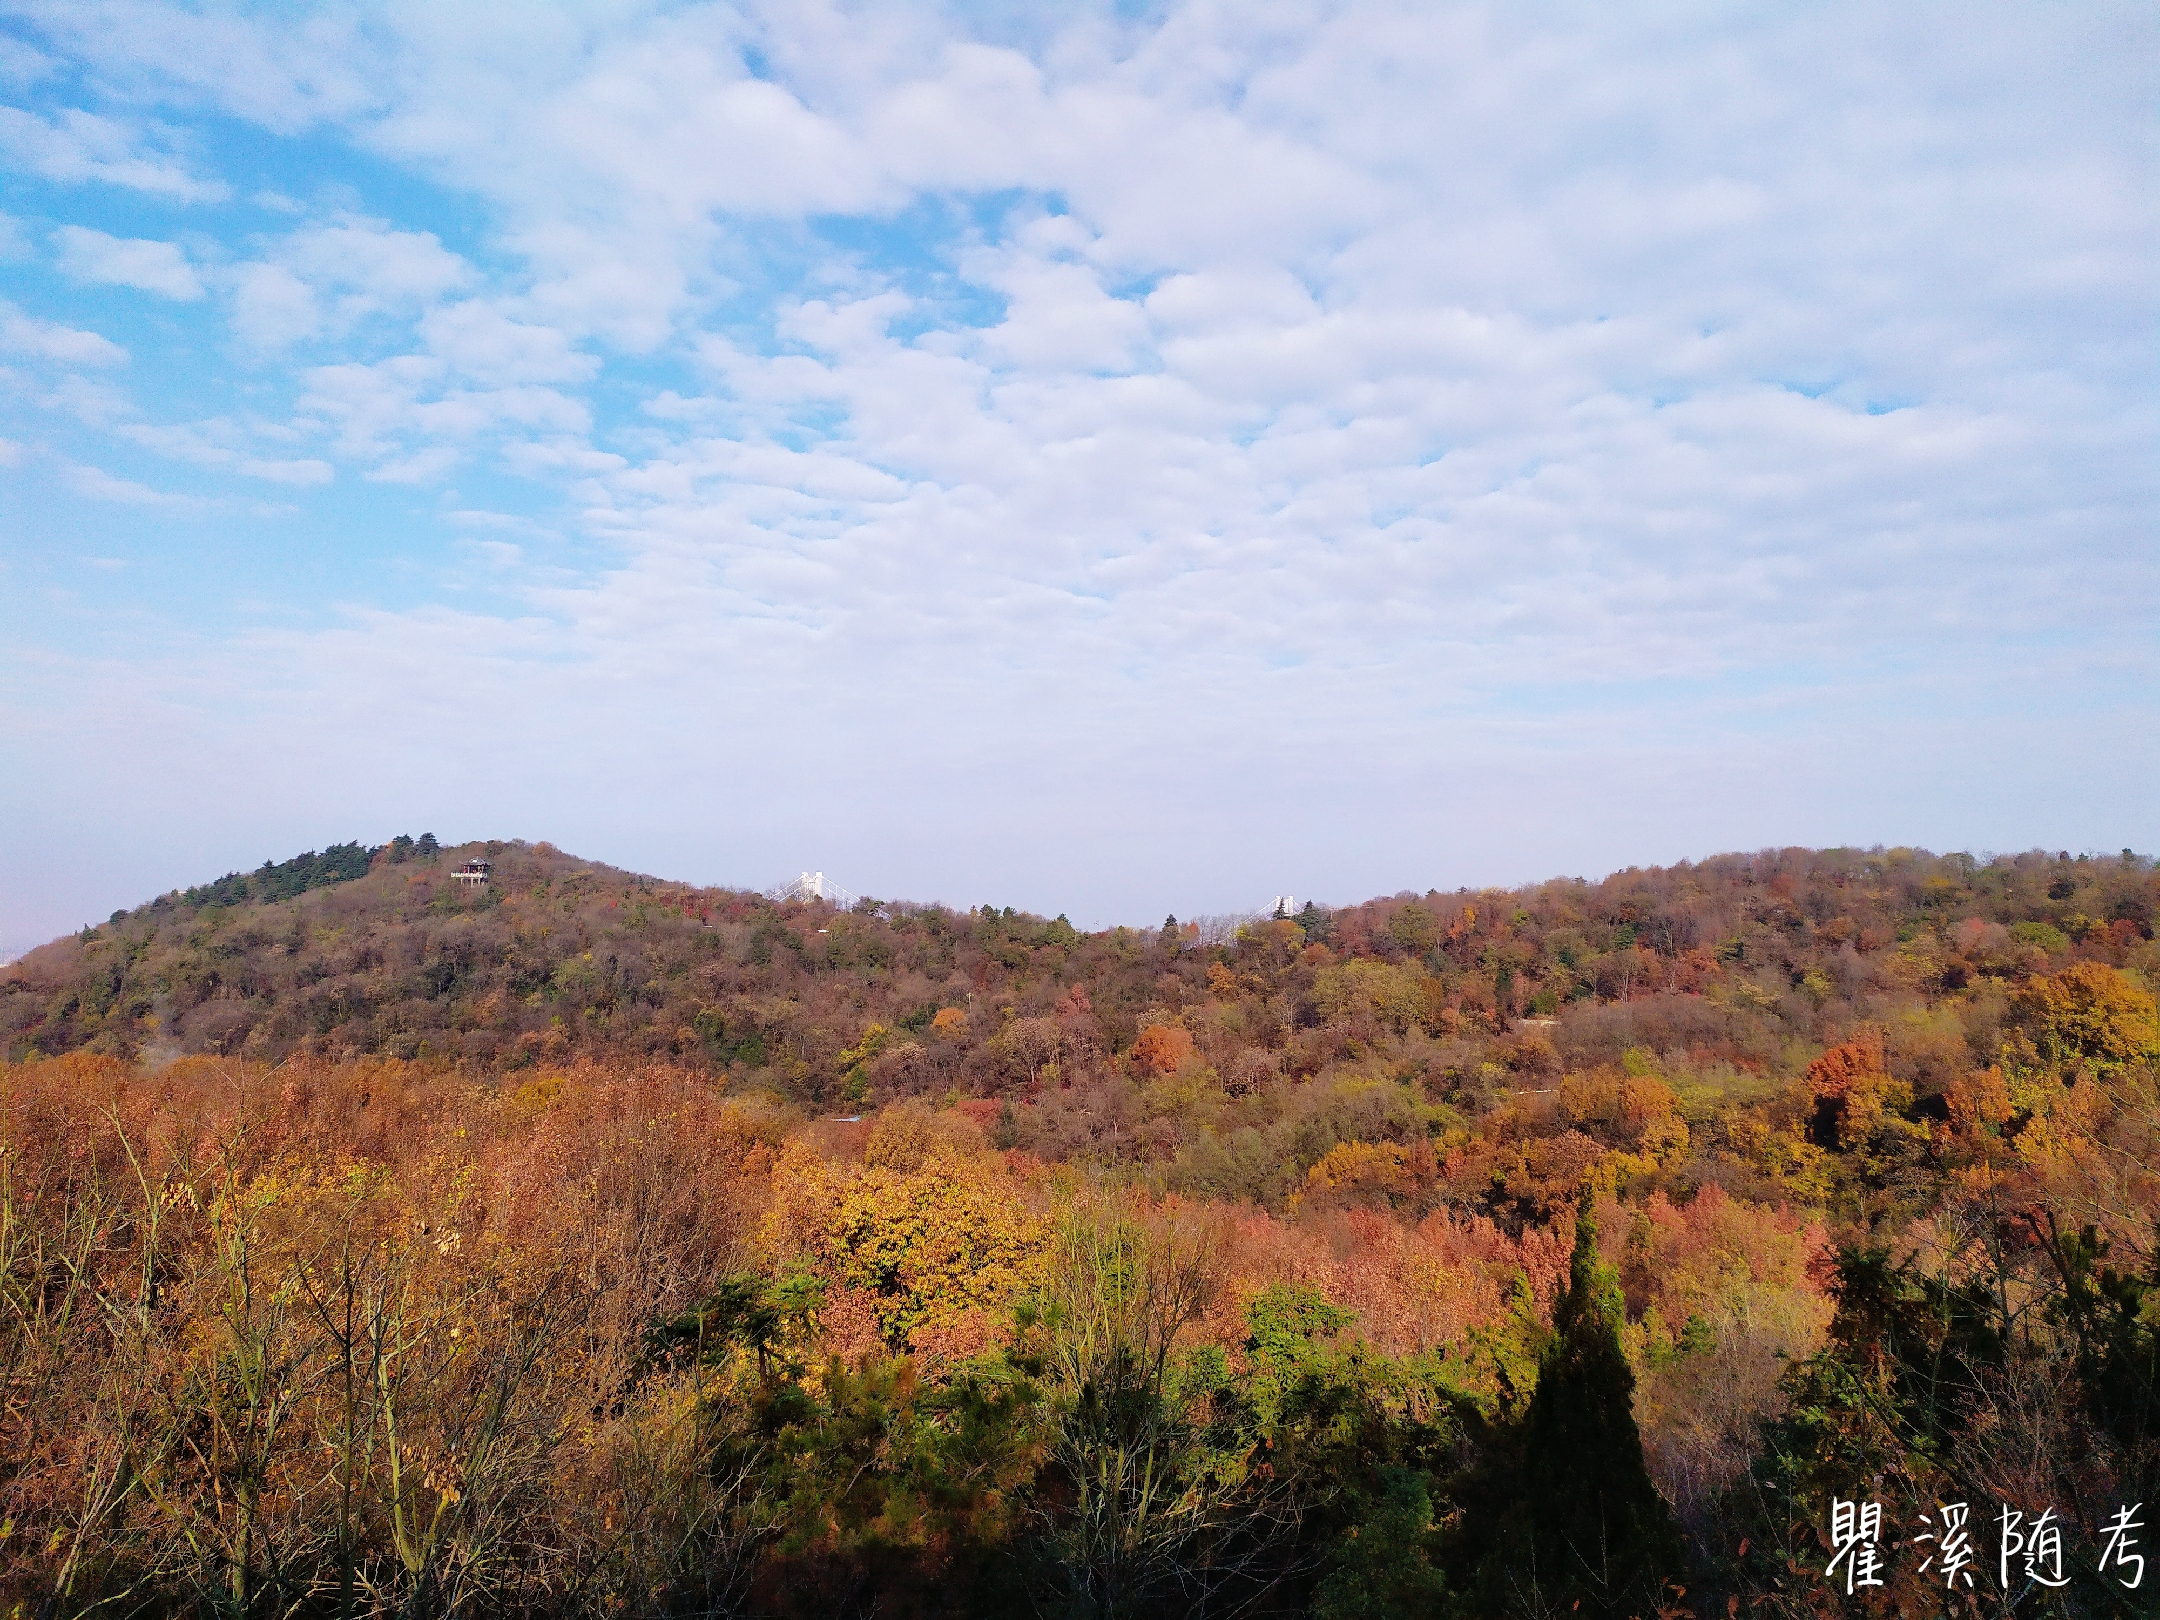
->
[4,837,2154,1213]
[2,840,2157,1614]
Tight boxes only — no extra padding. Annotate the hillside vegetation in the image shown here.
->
[1,843,2156,1616]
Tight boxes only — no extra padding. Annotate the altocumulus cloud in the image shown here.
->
[52,225,203,299]
[0,0,2154,946]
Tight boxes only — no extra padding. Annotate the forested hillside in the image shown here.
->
[2,842,2156,1616]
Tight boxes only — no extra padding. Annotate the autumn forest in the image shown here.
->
[1,840,2156,1618]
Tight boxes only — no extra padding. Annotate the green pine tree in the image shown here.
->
[1515,1189,1683,1619]
[1314,1467,1451,1619]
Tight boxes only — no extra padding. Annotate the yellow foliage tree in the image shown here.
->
[1300,1139,1408,1204]
[2009,962,2160,1080]
[825,1163,1048,1351]
[1311,959,1435,1035]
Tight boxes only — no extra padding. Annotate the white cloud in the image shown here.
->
[116,420,334,485]
[53,460,297,521]
[0,435,22,466]
[968,252,1150,374]
[447,507,551,538]
[281,219,470,305]
[0,105,226,200]
[497,439,623,476]
[0,34,57,86]
[230,218,472,349]
[42,373,134,422]
[288,300,595,481]
[53,225,204,299]
[62,459,203,508]
[419,301,596,385]
[0,299,126,365]
[7,3,383,131]
[539,32,878,217]
[365,445,459,484]
[229,261,320,348]
[242,453,335,485]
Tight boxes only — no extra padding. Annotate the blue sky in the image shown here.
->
[1,0,2155,949]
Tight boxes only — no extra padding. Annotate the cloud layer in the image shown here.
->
[0,1,2154,943]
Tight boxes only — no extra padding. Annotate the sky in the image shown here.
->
[0,0,2154,948]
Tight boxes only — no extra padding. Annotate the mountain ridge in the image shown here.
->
[6,840,2153,1163]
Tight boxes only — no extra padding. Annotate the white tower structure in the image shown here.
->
[773,870,859,909]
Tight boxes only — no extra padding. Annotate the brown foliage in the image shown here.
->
[1129,1024,1197,1077]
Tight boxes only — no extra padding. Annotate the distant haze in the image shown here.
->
[0,3,2153,945]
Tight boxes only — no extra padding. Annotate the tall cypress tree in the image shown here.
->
[1516,1189,1683,1619]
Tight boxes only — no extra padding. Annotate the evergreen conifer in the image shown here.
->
[1516,1188,1683,1619]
